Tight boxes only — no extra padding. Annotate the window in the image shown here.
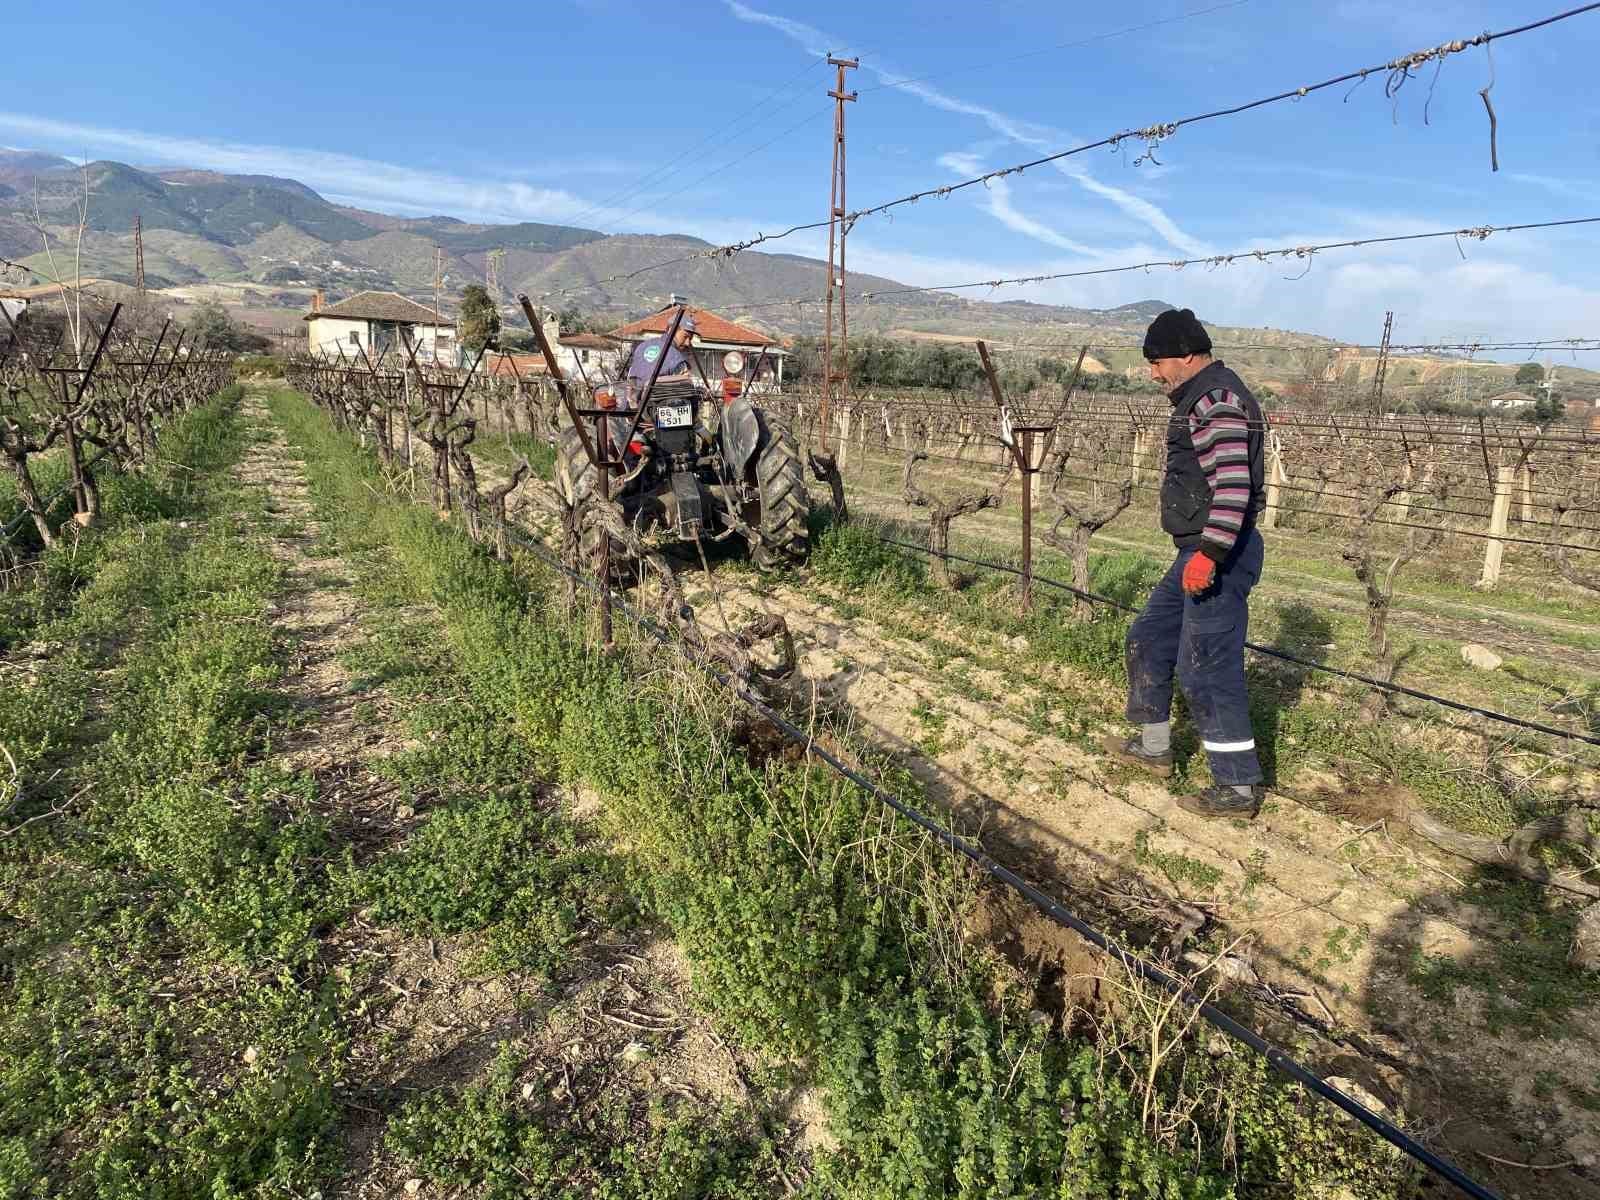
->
[348,330,360,346]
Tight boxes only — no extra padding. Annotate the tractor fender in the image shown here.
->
[719,396,766,482]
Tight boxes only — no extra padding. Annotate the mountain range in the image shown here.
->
[0,149,1210,339]
[3,148,1595,400]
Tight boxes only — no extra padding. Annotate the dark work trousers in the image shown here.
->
[1125,529,1265,786]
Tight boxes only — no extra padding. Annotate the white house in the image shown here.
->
[1486,390,1537,411]
[304,290,457,365]
[556,332,625,378]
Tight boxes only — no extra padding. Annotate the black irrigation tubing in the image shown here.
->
[997,447,1592,528]
[786,410,1600,463]
[804,428,1600,513]
[791,398,1600,449]
[825,442,1600,524]
[871,533,1600,750]
[477,510,1505,1200]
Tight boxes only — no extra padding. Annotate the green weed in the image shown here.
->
[270,386,1417,1199]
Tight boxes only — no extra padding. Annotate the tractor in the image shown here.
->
[546,306,810,574]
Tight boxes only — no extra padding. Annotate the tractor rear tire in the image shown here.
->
[558,425,633,581]
[555,422,595,508]
[752,422,810,569]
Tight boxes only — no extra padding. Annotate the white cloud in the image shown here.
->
[0,111,729,240]
[936,151,1098,254]
[722,1,1205,255]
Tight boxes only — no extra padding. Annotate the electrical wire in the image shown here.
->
[824,439,1600,551]
[730,217,1600,312]
[560,57,829,232]
[534,4,1600,303]
[857,0,1256,96]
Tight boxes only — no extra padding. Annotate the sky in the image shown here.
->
[5,0,1600,360]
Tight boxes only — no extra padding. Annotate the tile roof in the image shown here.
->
[485,352,548,377]
[558,332,622,349]
[609,305,779,348]
[303,290,455,326]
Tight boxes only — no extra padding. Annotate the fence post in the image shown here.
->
[838,405,852,471]
[1520,464,1534,524]
[1478,465,1514,589]
[1261,434,1286,530]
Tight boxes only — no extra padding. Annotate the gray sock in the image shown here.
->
[1229,784,1256,798]
[1141,721,1171,756]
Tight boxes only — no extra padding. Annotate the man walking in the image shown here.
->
[1105,308,1268,818]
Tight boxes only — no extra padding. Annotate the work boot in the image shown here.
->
[1177,785,1262,820]
[1102,734,1173,779]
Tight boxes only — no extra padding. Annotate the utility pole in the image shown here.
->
[433,245,444,324]
[1369,310,1392,413]
[819,54,858,460]
[486,247,505,305]
[133,214,146,297]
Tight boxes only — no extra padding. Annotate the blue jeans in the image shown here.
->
[1125,530,1264,786]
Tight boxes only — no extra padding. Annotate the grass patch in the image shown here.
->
[1,386,361,1198]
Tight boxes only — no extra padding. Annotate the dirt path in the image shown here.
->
[236,392,532,1195]
[242,395,805,1194]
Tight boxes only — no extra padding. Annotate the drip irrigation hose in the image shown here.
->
[306,398,1511,1200]
[872,535,1600,749]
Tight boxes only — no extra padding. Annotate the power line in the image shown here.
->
[602,106,833,234]
[537,3,1600,303]
[857,0,1256,96]
[560,57,829,232]
[731,217,1600,311]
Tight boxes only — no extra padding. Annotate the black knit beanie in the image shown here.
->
[1142,308,1212,360]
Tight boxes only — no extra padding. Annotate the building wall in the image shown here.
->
[557,343,624,378]
[307,317,457,365]
[308,316,367,357]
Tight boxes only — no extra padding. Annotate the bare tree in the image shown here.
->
[29,161,93,365]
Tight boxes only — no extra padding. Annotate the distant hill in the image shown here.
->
[0,148,75,188]
[3,146,1596,401]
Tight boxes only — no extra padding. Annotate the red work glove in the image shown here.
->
[1181,552,1216,596]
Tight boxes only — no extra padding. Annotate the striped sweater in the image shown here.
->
[1188,388,1255,561]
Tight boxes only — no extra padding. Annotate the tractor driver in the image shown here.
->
[622,313,697,392]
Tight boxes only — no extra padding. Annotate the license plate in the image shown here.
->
[656,403,692,429]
